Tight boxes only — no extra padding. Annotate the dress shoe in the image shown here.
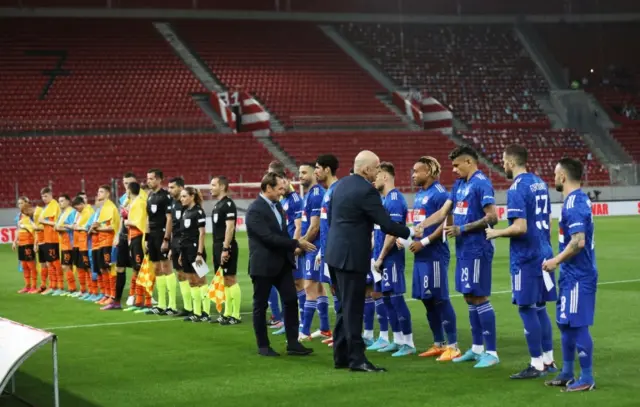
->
[258,347,280,357]
[287,343,314,356]
[349,362,387,372]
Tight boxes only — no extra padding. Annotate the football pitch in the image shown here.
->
[1,217,639,407]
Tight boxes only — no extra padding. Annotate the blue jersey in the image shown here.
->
[374,188,408,262]
[318,181,338,257]
[301,184,325,246]
[558,190,597,290]
[506,173,553,271]
[450,170,495,258]
[281,191,302,238]
[413,182,450,262]
[372,194,384,259]
[119,193,127,207]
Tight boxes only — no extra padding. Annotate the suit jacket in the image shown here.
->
[325,174,410,274]
[246,195,298,277]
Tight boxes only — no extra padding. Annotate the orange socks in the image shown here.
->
[129,273,137,297]
[40,264,49,289]
[22,261,32,289]
[78,269,88,293]
[65,269,77,292]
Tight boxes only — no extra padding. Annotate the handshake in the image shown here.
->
[295,238,316,254]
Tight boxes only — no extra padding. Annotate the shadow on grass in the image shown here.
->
[0,371,102,407]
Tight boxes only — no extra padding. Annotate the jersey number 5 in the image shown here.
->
[535,194,550,230]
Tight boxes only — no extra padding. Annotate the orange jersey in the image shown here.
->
[41,200,61,244]
[98,221,115,248]
[18,215,35,246]
[60,232,72,251]
[97,200,119,248]
[33,206,45,243]
[128,226,143,240]
[73,205,94,251]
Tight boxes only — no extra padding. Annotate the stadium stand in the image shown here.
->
[339,23,550,128]
[273,131,509,190]
[610,127,640,162]
[0,18,207,132]
[459,128,611,185]
[0,133,273,206]
[175,21,404,130]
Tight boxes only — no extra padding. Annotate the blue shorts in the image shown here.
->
[376,257,405,294]
[412,258,450,300]
[455,255,492,297]
[511,268,543,306]
[541,271,558,303]
[293,254,304,280]
[556,281,596,327]
[303,251,329,283]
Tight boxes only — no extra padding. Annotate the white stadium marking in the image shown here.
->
[42,278,640,331]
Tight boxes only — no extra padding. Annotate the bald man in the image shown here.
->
[325,150,413,373]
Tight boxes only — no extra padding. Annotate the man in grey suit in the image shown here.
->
[245,172,316,357]
[326,151,413,372]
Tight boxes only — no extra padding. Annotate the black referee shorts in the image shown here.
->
[116,237,131,268]
[180,245,206,275]
[213,241,238,276]
[18,245,35,262]
[40,243,59,263]
[147,230,168,262]
[129,236,144,272]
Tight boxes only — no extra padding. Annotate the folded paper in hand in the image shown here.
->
[192,261,210,278]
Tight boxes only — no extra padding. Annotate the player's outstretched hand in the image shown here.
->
[485,227,499,240]
[298,239,316,253]
[374,258,383,273]
[413,225,424,238]
[444,225,461,237]
[409,241,423,253]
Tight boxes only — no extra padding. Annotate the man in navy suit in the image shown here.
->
[326,150,413,372]
[245,172,317,357]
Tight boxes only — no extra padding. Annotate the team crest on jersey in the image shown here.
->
[413,208,425,222]
[320,207,328,219]
[283,203,289,211]
[422,196,428,204]
[150,204,157,214]
[184,218,191,228]
[301,212,308,222]
[324,194,330,202]
[175,210,181,219]
[213,213,218,224]
[453,201,469,215]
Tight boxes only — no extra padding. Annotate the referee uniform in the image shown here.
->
[169,198,184,273]
[212,196,238,276]
[179,203,207,322]
[116,194,131,269]
[146,188,171,261]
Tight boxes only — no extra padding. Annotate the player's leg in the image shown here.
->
[367,291,389,350]
[363,288,375,346]
[98,248,112,304]
[453,258,485,363]
[171,240,191,317]
[268,286,283,326]
[546,285,579,387]
[300,252,318,340]
[469,255,498,368]
[293,255,306,328]
[435,257,459,360]
[539,270,558,372]
[313,265,332,339]
[125,237,144,311]
[48,244,63,295]
[198,251,211,322]
[413,260,446,358]
[221,243,241,325]
[37,244,50,294]
[564,286,596,392]
[386,261,414,357]
[18,245,33,293]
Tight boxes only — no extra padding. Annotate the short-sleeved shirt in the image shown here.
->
[373,188,408,262]
[319,181,338,256]
[301,184,325,246]
[413,181,450,261]
[169,198,184,240]
[506,172,553,271]
[450,170,495,258]
[147,188,171,232]
[179,204,206,248]
[281,191,302,238]
[211,196,237,244]
[558,189,597,290]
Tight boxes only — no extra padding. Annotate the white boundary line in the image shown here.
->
[42,278,640,331]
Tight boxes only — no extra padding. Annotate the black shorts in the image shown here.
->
[180,245,206,275]
[129,236,144,272]
[213,241,238,276]
[74,248,90,269]
[147,230,168,262]
[116,237,131,268]
[18,245,35,262]
[96,246,113,271]
[171,239,183,271]
[61,250,73,266]
[40,243,59,263]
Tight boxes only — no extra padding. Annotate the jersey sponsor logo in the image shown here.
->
[422,196,428,204]
[558,227,564,243]
[283,203,289,211]
[175,210,181,219]
[301,211,308,222]
[150,204,157,214]
[320,207,328,219]
[413,208,425,222]
[453,201,469,215]
[324,194,330,202]
[184,219,191,228]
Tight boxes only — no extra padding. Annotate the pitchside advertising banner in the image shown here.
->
[1,200,639,244]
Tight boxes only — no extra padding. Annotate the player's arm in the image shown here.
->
[163,212,171,242]
[362,188,411,239]
[543,208,587,271]
[165,213,173,240]
[417,199,452,232]
[376,233,397,263]
[455,204,498,234]
[293,218,302,240]
[40,218,56,226]
[486,188,525,239]
[223,205,237,250]
[303,195,321,242]
[196,213,206,259]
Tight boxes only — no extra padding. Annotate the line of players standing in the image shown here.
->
[266,144,597,392]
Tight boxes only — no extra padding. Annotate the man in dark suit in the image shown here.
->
[245,172,317,357]
[326,150,413,372]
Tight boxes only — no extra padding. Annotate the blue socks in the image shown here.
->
[364,297,375,331]
[476,301,497,352]
[301,299,316,336]
[576,326,594,382]
[317,296,330,332]
[468,304,484,348]
[268,287,282,321]
[438,299,457,345]
[333,294,341,314]
[422,299,444,344]
[519,305,542,358]
[558,323,577,378]
[391,294,412,338]
[383,295,401,338]
[536,304,554,353]
[374,298,388,333]
[296,289,306,321]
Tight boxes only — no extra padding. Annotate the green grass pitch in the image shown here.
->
[1,217,639,407]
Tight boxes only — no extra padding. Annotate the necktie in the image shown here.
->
[271,202,282,230]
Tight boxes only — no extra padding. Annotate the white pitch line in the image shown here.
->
[42,278,640,331]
